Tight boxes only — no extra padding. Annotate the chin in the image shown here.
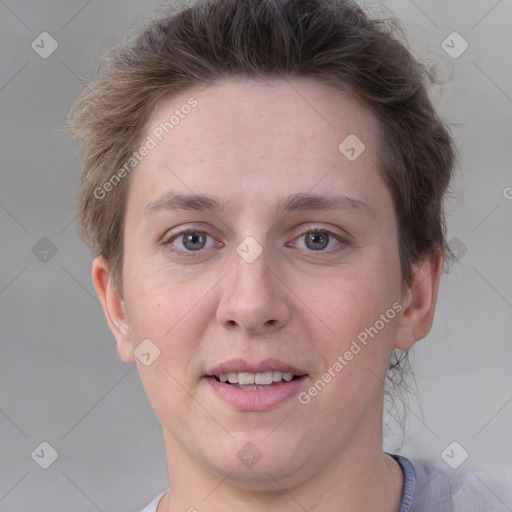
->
[202,438,309,489]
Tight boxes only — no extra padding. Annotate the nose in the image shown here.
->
[216,249,291,335]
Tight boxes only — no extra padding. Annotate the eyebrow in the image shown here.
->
[277,192,372,217]
[143,191,372,217]
[144,192,225,216]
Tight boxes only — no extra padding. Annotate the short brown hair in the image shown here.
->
[69,0,456,294]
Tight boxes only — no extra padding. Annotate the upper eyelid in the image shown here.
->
[288,229,344,247]
[167,231,219,248]
[166,225,344,240]
[164,225,220,242]
[289,225,347,242]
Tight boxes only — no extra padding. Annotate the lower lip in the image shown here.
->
[205,376,308,411]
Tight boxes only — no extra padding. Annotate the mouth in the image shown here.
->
[207,371,304,390]
[204,359,309,410]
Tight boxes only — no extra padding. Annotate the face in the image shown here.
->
[95,78,437,490]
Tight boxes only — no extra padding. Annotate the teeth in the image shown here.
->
[272,371,283,382]
[227,373,239,384]
[255,371,273,385]
[238,372,255,385]
[218,371,297,384]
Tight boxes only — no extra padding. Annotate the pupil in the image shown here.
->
[305,232,329,250]
[183,232,206,251]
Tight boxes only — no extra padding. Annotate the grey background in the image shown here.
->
[0,0,511,511]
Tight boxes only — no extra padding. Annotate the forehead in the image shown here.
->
[129,77,387,217]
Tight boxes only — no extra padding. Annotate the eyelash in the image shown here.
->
[164,230,221,258]
[289,227,344,251]
[164,226,347,258]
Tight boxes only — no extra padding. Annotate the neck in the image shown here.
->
[158,428,403,512]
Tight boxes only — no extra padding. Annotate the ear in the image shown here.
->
[92,256,135,363]
[395,249,444,350]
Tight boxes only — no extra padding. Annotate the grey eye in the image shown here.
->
[304,231,330,250]
[178,231,208,251]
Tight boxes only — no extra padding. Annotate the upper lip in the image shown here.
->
[206,358,308,376]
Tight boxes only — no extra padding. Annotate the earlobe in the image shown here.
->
[92,256,135,363]
[395,250,444,350]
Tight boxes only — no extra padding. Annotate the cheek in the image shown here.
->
[299,273,400,424]
[123,254,213,342]
[307,260,398,324]
[121,265,219,417]
[299,257,400,369]
[122,262,215,420]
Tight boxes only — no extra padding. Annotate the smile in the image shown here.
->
[213,371,298,387]
[205,374,308,410]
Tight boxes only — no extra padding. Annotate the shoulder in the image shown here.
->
[137,491,167,512]
[406,456,512,512]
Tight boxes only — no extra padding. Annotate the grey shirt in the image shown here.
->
[393,454,512,512]
[139,454,512,512]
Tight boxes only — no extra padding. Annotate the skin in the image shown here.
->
[93,77,443,511]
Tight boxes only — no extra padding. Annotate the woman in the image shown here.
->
[69,0,511,510]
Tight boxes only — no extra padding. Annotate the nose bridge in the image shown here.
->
[233,247,273,298]
[216,240,290,334]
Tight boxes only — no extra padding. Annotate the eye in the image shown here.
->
[295,229,341,251]
[170,230,217,252]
